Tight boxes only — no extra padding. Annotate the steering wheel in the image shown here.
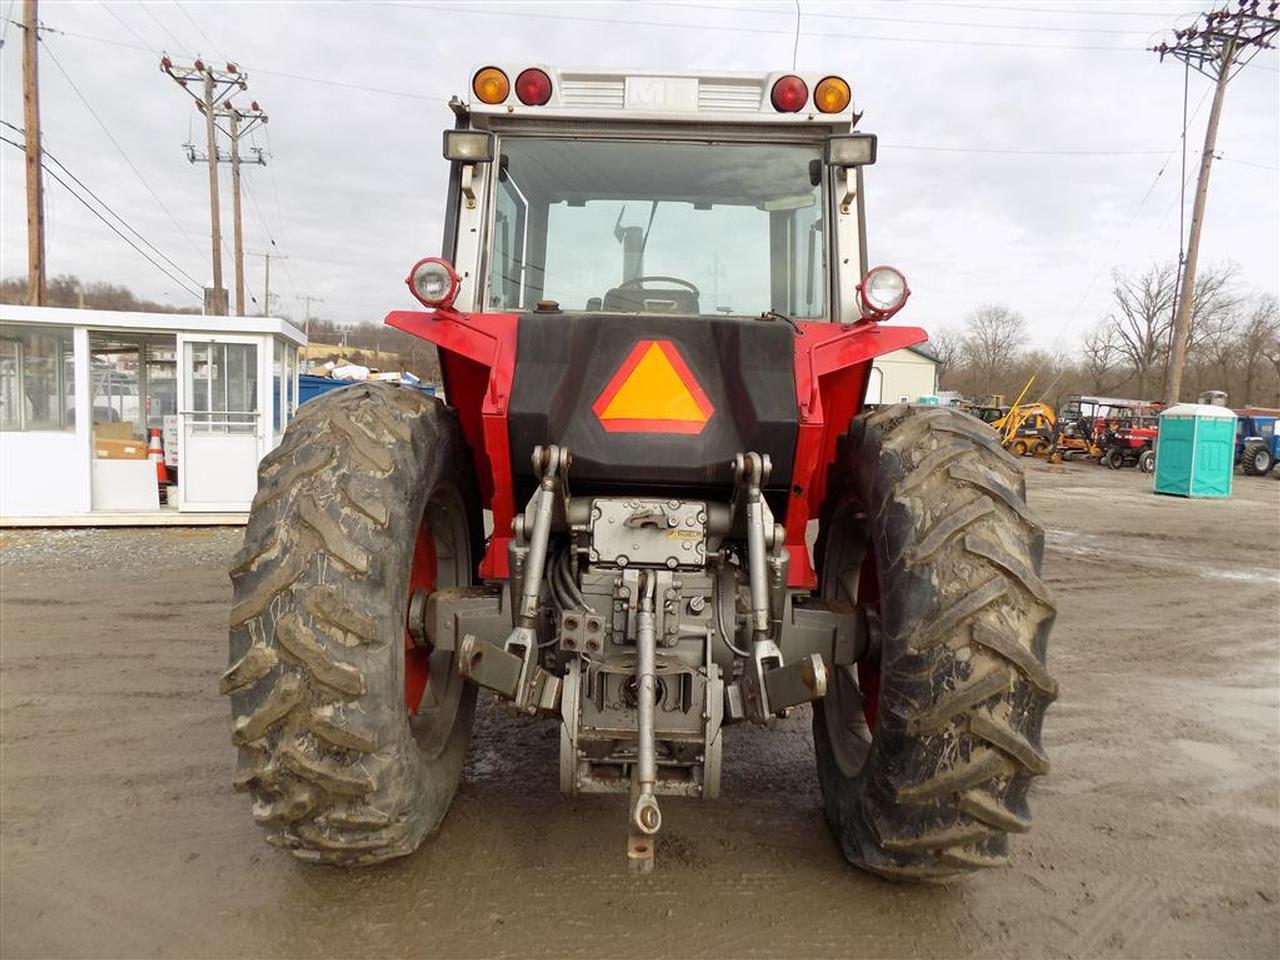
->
[616,275,701,296]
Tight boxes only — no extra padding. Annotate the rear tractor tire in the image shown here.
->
[1241,440,1274,477]
[223,383,482,864]
[813,404,1057,881]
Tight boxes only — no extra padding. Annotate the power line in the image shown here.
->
[241,173,299,304]
[138,0,192,55]
[254,125,301,305]
[882,143,1169,157]
[24,14,1276,161]
[790,0,800,70]
[1219,155,1280,171]
[39,36,205,261]
[643,0,1167,35]
[0,0,16,52]
[27,22,450,101]
[97,0,153,50]
[394,2,1153,51]
[1,119,203,288]
[1011,81,1218,396]
[0,134,203,299]
[173,0,226,61]
[910,2,1210,19]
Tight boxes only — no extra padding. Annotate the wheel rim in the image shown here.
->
[404,484,472,759]
[405,516,437,714]
[820,505,880,778]
[1256,452,1270,472]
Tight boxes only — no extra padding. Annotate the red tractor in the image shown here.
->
[1098,420,1158,472]
[224,66,1057,878]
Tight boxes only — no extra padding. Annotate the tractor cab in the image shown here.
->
[434,66,880,324]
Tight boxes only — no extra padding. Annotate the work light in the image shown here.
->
[443,130,495,163]
[406,257,460,309]
[857,265,910,321]
[825,134,878,167]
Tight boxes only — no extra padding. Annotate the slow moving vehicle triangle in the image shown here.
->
[593,340,715,434]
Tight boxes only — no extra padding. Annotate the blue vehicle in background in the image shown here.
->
[1236,411,1279,476]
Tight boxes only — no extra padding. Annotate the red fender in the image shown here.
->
[386,307,518,579]
[784,320,928,588]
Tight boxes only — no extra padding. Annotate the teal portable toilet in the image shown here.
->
[1153,403,1237,498]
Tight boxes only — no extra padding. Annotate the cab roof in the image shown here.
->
[462,65,858,130]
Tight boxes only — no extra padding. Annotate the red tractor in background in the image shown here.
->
[1098,420,1158,473]
[1059,395,1160,472]
[223,66,1057,878]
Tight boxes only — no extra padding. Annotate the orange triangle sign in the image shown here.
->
[593,340,714,435]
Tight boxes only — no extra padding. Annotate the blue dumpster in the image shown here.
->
[297,375,438,407]
[298,374,356,406]
[1153,403,1237,498]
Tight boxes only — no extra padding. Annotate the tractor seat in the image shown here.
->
[602,285,700,314]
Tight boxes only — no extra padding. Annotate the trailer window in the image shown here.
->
[0,324,75,432]
[486,138,826,319]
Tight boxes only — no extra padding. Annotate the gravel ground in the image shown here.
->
[0,527,242,570]
[1,464,1277,959]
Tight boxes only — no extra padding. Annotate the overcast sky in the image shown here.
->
[2,0,1276,351]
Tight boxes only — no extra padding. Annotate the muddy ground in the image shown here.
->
[1,464,1277,959]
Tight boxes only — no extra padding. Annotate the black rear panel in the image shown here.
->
[509,312,798,502]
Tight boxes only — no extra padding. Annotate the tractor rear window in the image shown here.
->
[486,138,826,319]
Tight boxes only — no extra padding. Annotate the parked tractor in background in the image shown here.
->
[1236,411,1279,476]
[1096,418,1157,472]
[1048,416,1101,464]
[223,65,1057,880]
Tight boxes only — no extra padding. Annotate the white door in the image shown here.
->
[865,365,883,405]
[177,334,267,512]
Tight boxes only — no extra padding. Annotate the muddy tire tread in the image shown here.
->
[224,382,480,865]
[813,404,1057,881]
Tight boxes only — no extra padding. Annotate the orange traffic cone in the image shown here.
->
[148,428,167,502]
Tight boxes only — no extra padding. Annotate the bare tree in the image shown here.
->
[1194,308,1241,394]
[1107,263,1176,398]
[962,304,1026,388]
[1106,261,1239,399]
[1264,335,1280,407]
[927,327,963,377]
[1234,293,1279,405]
[1080,322,1121,393]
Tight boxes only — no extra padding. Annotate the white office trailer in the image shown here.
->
[867,343,940,405]
[0,305,306,524]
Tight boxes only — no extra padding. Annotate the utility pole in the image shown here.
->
[1153,1,1279,405]
[228,110,244,316]
[185,102,268,316]
[161,57,248,315]
[298,294,324,339]
[22,0,46,305]
[248,251,286,316]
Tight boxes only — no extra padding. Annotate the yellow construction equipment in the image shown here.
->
[992,377,1056,457]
